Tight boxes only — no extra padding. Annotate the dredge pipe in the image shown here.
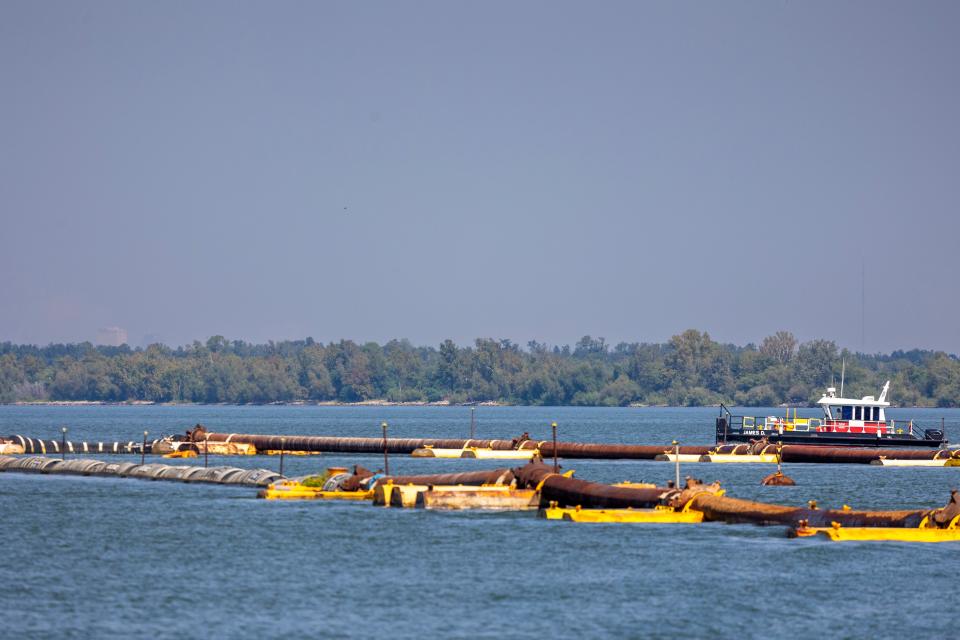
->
[779,445,952,464]
[528,442,712,460]
[207,433,711,460]
[686,493,929,528]
[8,435,157,456]
[513,462,667,509]
[0,455,281,487]
[205,433,519,454]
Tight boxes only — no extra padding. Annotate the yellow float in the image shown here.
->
[793,513,960,542]
[257,479,373,501]
[540,502,704,523]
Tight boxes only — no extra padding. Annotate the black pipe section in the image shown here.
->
[8,435,157,455]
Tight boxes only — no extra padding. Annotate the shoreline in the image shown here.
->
[7,399,505,408]
[3,400,943,409]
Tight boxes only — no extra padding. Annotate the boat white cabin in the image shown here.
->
[816,381,891,434]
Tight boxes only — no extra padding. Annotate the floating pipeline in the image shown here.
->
[0,455,281,487]
[12,430,958,463]
[778,445,959,464]
[668,442,960,465]
[7,435,158,456]
[684,493,934,528]
[513,461,683,509]
[412,446,538,460]
[206,433,519,454]
[790,496,960,542]
[528,442,712,460]
[515,453,958,530]
[220,433,955,463]
[204,432,712,460]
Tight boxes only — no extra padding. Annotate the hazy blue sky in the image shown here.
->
[2,1,958,353]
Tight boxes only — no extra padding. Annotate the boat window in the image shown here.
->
[868,407,876,421]
[840,406,853,420]
[854,407,862,421]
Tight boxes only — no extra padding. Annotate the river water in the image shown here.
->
[1,405,958,638]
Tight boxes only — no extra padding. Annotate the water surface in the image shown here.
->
[2,406,958,638]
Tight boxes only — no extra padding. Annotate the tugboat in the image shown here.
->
[716,381,946,448]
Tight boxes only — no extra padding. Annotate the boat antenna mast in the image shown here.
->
[840,358,845,398]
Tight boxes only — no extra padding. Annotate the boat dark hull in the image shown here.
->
[719,431,944,448]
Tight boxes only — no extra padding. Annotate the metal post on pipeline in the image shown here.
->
[141,431,148,466]
[61,427,67,461]
[279,437,286,478]
[382,422,390,475]
[470,407,476,440]
[673,440,680,489]
[552,422,559,473]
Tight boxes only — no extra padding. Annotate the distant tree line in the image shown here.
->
[0,331,958,407]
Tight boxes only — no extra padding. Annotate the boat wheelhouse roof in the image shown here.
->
[817,396,890,407]
[816,381,890,408]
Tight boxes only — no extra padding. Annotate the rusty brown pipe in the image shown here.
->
[779,445,950,464]
[205,432,713,459]
[205,433,519,454]
[188,432,959,463]
[513,461,669,508]
[685,493,929,528]
[519,441,712,459]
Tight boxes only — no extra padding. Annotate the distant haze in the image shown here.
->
[1,1,958,353]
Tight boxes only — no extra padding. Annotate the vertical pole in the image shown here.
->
[61,427,67,461]
[551,422,558,473]
[382,422,389,475]
[204,435,209,468]
[279,437,286,478]
[141,431,148,466]
[470,407,476,440]
[673,440,680,488]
